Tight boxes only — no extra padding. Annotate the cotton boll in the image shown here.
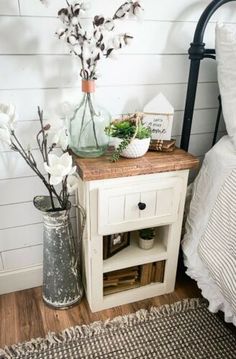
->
[56,28,67,39]
[72,3,81,14]
[71,16,79,26]
[83,41,92,60]
[58,9,70,25]
[92,47,102,61]
[68,35,79,45]
[114,2,131,19]
[104,19,115,32]
[94,29,103,41]
[123,3,132,12]
[93,15,105,27]
[115,8,126,19]
[112,36,121,50]
[130,1,144,19]
[73,45,82,55]
[78,28,86,37]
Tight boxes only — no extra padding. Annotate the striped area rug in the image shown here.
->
[0,298,235,358]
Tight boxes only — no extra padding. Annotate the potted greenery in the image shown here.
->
[138,228,155,250]
[104,113,151,162]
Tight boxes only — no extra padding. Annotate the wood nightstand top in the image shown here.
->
[74,148,199,181]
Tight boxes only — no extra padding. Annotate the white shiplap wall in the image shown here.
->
[0,0,232,294]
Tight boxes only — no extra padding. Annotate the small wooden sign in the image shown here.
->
[143,93,174,141]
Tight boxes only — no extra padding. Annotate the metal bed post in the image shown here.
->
[180,0,235,152]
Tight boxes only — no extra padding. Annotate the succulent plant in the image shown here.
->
[139,228,155,240]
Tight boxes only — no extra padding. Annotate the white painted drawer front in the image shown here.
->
[98,177,182,234]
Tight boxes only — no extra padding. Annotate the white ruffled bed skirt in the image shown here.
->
[182,135,236,325]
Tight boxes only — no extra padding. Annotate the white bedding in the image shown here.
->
[182,135,236,325]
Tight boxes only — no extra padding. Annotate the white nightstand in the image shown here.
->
[75,149,198,312]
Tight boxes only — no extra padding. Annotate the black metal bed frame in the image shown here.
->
[180,0,236,152]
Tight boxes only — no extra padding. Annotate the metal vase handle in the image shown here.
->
[73,203,86,270]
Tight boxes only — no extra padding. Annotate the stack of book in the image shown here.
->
[140,261,165,286]
[103,266,139,295]
[103,261,165,295]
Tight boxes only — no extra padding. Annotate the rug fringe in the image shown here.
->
[0,297,206,358]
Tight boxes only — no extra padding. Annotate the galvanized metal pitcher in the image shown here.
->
[34,196,85,309]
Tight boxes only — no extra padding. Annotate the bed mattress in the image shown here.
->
[182,135,236,325]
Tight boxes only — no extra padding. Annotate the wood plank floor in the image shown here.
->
[0,275,201,348]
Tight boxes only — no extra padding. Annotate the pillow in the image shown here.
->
[216,23,236,149]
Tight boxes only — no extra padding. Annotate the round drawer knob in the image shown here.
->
[138,202,146,210]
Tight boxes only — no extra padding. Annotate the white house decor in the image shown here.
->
[0,104,85,309]
[55,0,143,158]
[143,93,174,141]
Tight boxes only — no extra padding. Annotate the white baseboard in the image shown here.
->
[0,265,43,295]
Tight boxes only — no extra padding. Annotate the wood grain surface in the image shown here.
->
[0,276,201,347]
[74,148,199,181]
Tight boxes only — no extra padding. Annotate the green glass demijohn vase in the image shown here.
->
[69,80,111,158]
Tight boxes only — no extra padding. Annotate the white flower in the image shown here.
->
[67,174,79,194]
[51,126,69,151]
[46,116,70,151]
[44,153,76,186]
[0,103,17,130]
[0,124,11,145]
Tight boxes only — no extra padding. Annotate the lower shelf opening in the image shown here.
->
[103,260,165,296]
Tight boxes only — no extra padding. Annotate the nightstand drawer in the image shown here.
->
[98,176,183,234]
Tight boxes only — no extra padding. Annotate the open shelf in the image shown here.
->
[103,260,166,296]
[103,229,168,273]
